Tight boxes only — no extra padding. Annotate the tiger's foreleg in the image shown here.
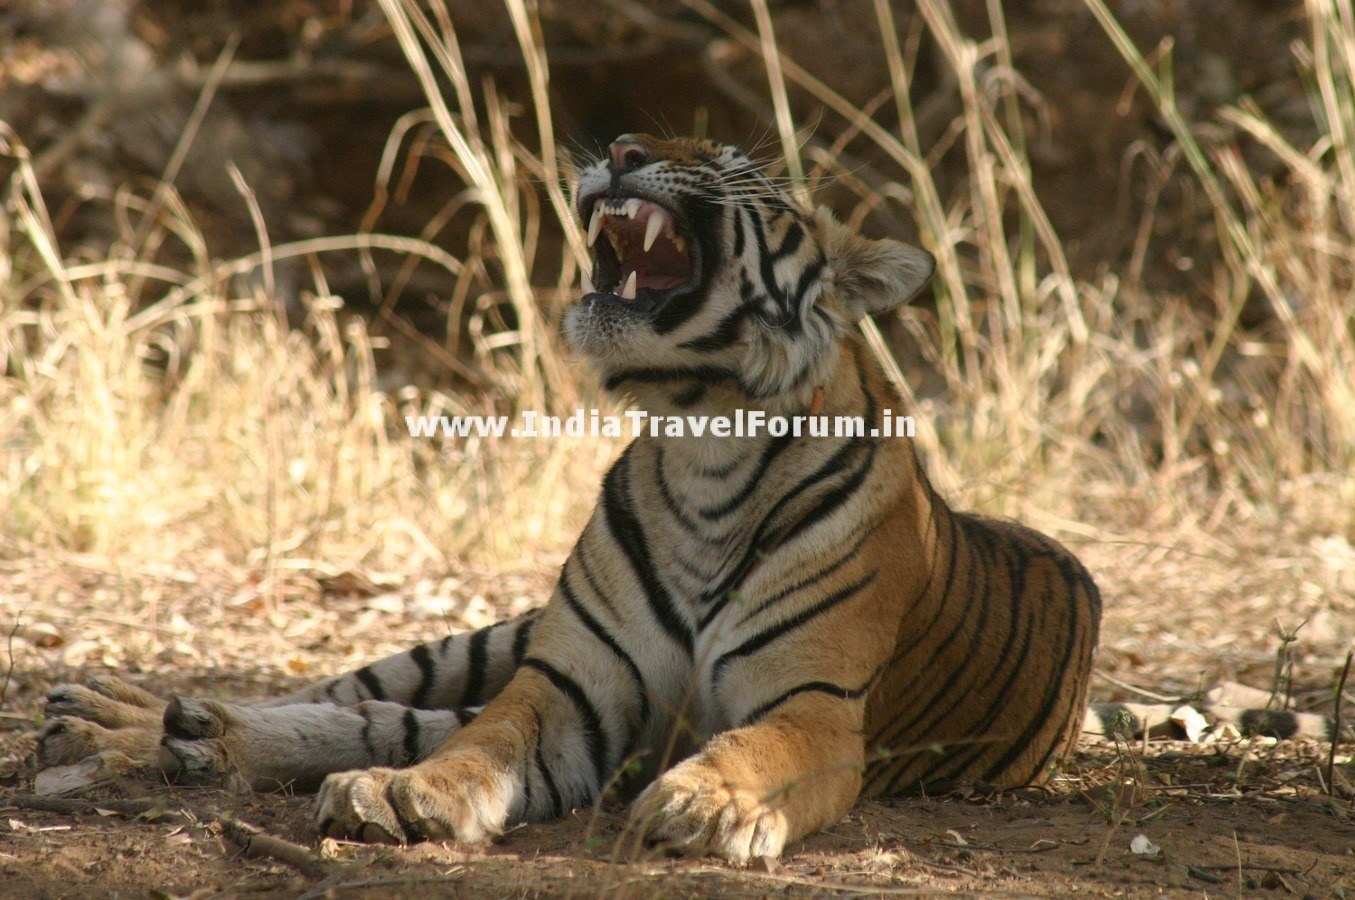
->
[630,693,867,862]
[313,607,653,844]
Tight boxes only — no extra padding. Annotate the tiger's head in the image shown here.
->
[563,134,935,407]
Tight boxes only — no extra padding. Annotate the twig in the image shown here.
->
[297,875,466,899]
[5,794,191,824]
[221,817,331,877]
[935,840,1060,855]
[0,612,19,708]
[1185,865,1226,884]
[1092,671,1181,704]
[1192,863,1299,875]
[9,794,328,877]
[129,34,240,262]
[1328,650,1352,799]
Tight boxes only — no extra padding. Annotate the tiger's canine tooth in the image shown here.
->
[620,270,637,300]
[626,198,641,218]
[587,208,603,246]
[581,271,594,293]
[643,209,665,252]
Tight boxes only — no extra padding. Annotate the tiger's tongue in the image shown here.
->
[610,216,690,291]
[625,244,689,291]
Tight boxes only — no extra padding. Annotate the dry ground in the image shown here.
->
[3,502,1354,898]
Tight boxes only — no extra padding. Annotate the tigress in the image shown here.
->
[37,134,1345,862]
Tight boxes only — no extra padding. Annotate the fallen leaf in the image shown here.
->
[1129,833,1160,858]
[1171,705,1211,743]
[34,756,109,796]
[21,622,63,648]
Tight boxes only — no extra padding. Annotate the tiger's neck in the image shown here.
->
[627,334,926,520]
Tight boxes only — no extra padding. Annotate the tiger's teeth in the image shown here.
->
[626,198,641,218]
[620,270,637,300]
[587,208,603,246]
[581,271,594,293]
[643,210,664,252]
[672,234,686,254]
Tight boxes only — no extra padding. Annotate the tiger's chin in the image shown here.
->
[561,294,662,363]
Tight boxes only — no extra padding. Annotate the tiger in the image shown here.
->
[36,134,1346,862]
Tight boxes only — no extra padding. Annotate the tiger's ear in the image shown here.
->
[814,207,935,322]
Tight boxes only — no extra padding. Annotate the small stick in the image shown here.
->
[0,612,21,707]
[221,817,330,877]
[1327,650,1352,799]
[5,794,191,824]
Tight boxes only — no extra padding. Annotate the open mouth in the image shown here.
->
[583,195,699,308]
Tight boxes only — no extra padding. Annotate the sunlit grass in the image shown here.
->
[1,0,1352,582]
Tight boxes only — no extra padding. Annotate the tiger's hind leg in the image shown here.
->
[39,674,169,772]
[158,698,474,792]
[39,610,540,790]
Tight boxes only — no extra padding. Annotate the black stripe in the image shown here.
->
[677,303,752,353]
[874,520,998,786]
[522,658,610,789]
[604,364,739,394]
[712,572,877,682]
[770,220,804,261]
[602,450,693,654]
[672,383,707,407]
[1240,709,1300,740]
[732,206,746,257]
[460,628,491,707]
[913,540,1042,786]
[673,549,720,584]
[533,717,564,819]
[775,445,876,548]
[697,439,867,620]
[359,705,378,762]
[975,559,1087,783]
[788,256,826,319]
[512,617,535,665]
[696,434,794,520]
[732,525,872,628]
[559,577,650,734]
[409,644,436,709]
[698,454,745,478]
[654,447,717,539]
[745,205,787,308]
[355,666,386,702]
[384,781,426,843]
[867,510,965,739]
[574,539,621,619]
[402,708,421,766]
[739,668,880,727]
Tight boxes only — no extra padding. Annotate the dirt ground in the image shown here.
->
[3,510,1354,898]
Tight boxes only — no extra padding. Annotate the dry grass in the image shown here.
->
[2,0,1352,581]
[3,6,1355,894]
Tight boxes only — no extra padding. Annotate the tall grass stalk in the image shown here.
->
[2,0,1352,576]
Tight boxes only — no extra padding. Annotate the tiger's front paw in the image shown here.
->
[631,760,789,863]
[314,757,512,845]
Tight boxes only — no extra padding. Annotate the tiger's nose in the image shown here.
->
[608,135,649,174]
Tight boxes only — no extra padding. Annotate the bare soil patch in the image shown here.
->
[4,515,1353,898]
